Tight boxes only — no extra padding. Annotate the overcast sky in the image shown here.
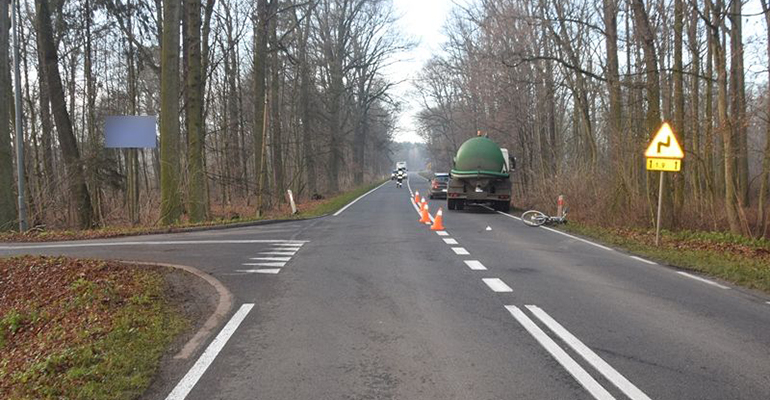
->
[387,0,769,144]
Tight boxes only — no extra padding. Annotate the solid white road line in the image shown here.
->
[242,262,286,267]
[249,257,291,261]
[464,260,488,270]
[259,251,296,256]
[526,305,651,400]
[0,240,307,251]
[436,231,449,236]
[237,269,281,274]
[505,306,615,400]
[333,181,389,216]
[452,247,470,255]
[676,271,730,289]
[443,238,459,245]
[482,278,513,292]
[165,303,254,400]
[630,256,656,265]
[494,209,616,253]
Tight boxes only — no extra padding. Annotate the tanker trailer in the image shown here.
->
[447,136,514,211]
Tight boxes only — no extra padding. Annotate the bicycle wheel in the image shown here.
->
[521,210,547,227]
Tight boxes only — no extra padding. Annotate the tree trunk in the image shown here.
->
[710,0,742,234]
[0,0,15,231]
[757,0,770,233]
[159,0,183,225]
[730,0,749,206]
[298,5,316,195]
[673,0,685,218]
[253,0,268,215]
[35,0,94,229]
[186,0,206,222]
[603,0,622,179]
[269,7,284,201]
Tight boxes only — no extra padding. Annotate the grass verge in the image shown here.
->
[0,256,186,399]
[558,222,770,294]
[0,180,387,242]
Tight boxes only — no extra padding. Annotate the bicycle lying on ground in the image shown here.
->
[521,207,568,227]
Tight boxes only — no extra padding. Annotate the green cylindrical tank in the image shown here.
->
[451,137,508,178]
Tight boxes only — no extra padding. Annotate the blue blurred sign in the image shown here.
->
[105,116,157,148]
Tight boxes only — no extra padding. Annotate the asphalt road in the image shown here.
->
[2,172,770,399]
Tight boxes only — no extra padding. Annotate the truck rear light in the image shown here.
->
[498,195,510,199]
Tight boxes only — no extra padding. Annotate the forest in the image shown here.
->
[414,0,770,237]
[0,0,406,230]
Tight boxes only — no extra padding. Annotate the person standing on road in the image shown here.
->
[396,170,405,188]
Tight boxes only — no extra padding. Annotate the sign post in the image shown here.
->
[645,122,684,246]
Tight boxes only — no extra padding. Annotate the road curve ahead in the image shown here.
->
[3,172,770,399]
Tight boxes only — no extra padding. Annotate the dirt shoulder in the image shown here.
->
[0,256,217,400]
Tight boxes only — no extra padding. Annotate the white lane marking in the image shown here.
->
[630,256,656,265]
[436,231,449,236]
[237,269,281,274]
[494,209,615,252]
[505,306,615,400]
[482,278,513,292]
[676,271,730,289]
[259,251,296,256]
[334,181,389,216]
[272,245,303,249]
[766,301,770,305]
[407,178,435,222]
[249,257,291,261]
[272,242,304,246]
[443,238,459,245]
[492,208,522,221]
[0,240,307,251]
[464,260,487,270]
[452,247,470,255]
[165,303,254,400]
[242,262,286,267]
[526,305,651,400]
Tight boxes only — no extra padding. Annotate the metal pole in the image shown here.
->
[12,0,28,231]
[655,171,664,246]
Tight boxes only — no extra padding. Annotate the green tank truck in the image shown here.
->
[447,136,514,212]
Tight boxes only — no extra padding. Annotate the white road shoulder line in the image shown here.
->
[482,278,513,292]
[505,306,614,400]
[443,238,459,245]
[165,303,254,400]
[495,209,615,253]
[676,271,730,289]
[237,269,281,274]
[333,181,389,216]
[452,247,470,255]
[526,305,651,400]
[436,231,449,236]
[249,257,291,261]
[464,260,487,270]
[242,262,286,267]
[629,256,656,265]
[0,239,307,251]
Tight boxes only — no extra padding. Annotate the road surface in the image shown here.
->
[2,173,769,399]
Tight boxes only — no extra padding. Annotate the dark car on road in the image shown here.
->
[429,173,450,199]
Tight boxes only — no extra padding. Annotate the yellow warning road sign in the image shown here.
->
[646,158,681,172]
[645,122,684,159]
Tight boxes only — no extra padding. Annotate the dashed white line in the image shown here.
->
[505,306,614,400]
[165,303,254,400]
[249,257,291,261]
[676,271,730,289]
[464,260,487,270]
[272,243,304,247]
[237,269,282,274]
[259,251,296,256]
[242,262,286,267]
[630,256,656,265]
[482,278,513,292]
[526,305,651,400]
[452,247,470,255]
[333,181,389,216]
[436,231,449,236]
[443,238,459,245]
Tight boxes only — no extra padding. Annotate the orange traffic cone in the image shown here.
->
[414,191,421,205]
[420,198,427,211]
[430,207,445,230]
[419,203,431,224]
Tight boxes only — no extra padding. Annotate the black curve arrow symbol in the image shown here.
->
[657,136,671,153]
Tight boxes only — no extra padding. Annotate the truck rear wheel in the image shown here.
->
[456,200,465,211]
[447,199,456,210]
[497,201,510,212]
